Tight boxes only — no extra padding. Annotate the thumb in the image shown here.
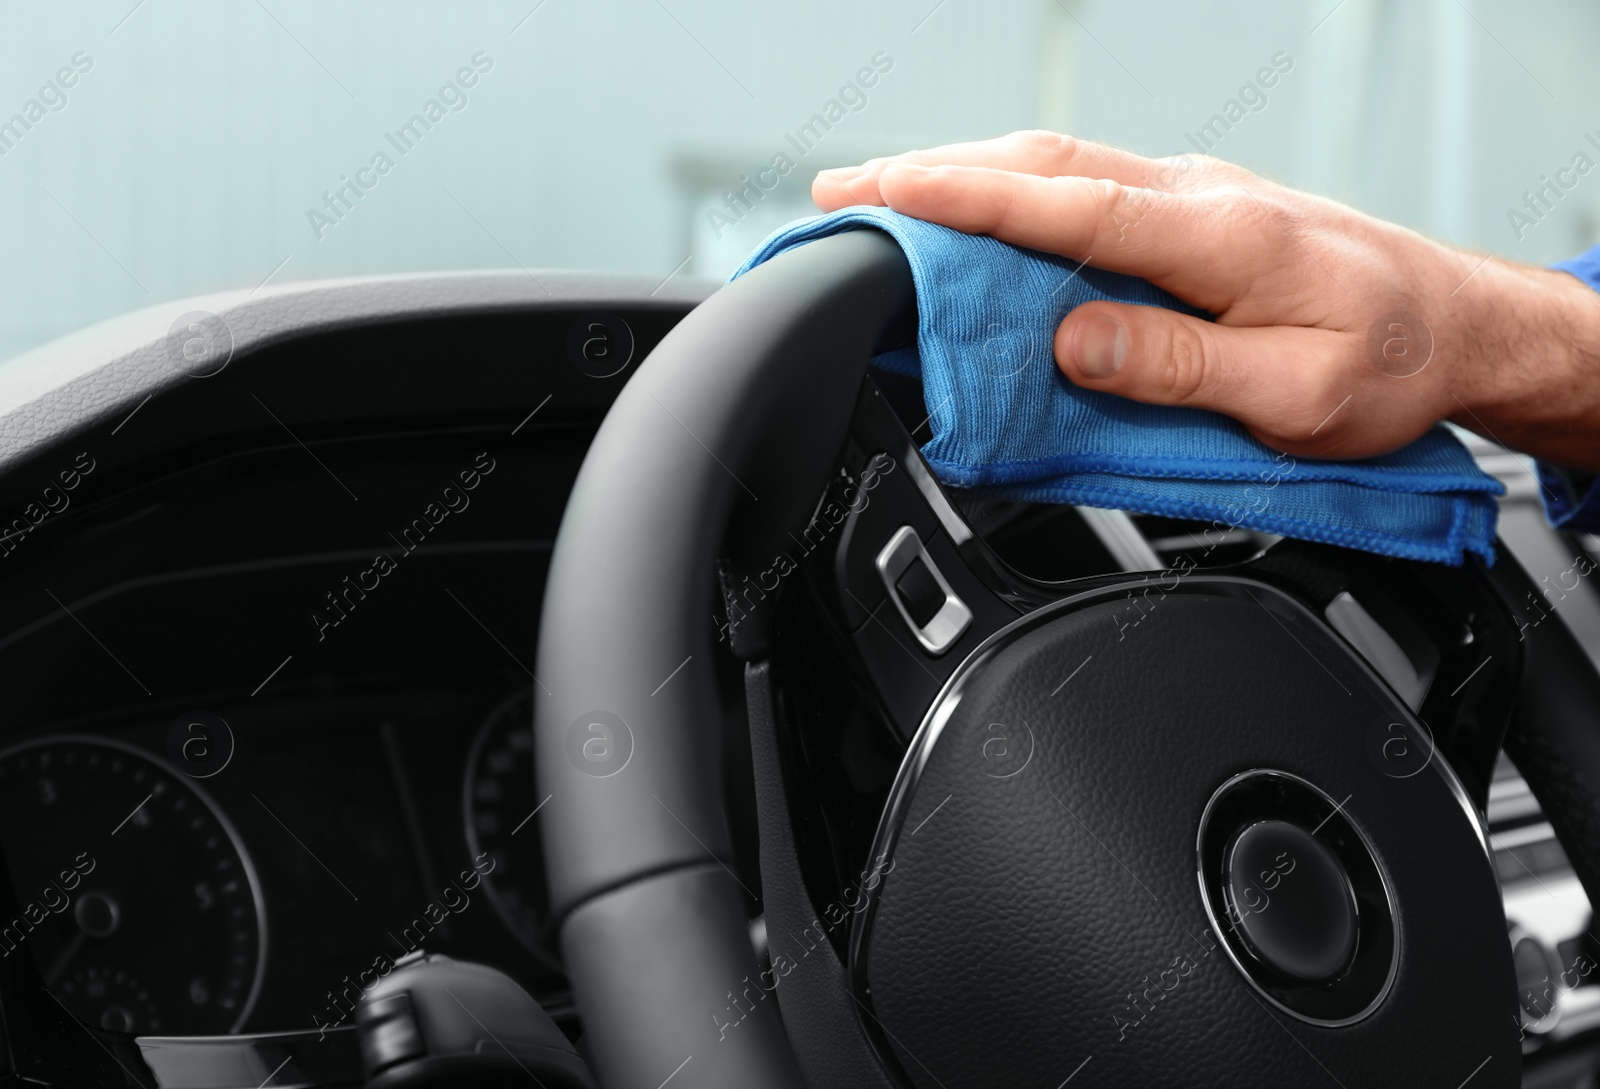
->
[1054,301,1350,452]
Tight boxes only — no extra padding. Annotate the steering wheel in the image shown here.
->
[536,229,1600,1088]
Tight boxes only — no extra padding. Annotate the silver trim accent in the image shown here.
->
[1508,922,1564,1035]
[1324,592,1427,710]
[137,1024,362,1088]
[1074,507,1162,572]
[1493,821,1558,853]
[1194,769,1399,1027]
[902,457,974,547]
[1426,735,1492,863]
[1504,873,1600,1042]
[1487,773,1543,827]
[875,525,972,655]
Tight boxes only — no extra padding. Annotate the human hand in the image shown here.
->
[813,131,1600,471]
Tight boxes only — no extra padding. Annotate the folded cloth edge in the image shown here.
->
[732,210,1504,566]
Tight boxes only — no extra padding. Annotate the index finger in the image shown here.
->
[872,162,1278,312]
[812,130,1207,211]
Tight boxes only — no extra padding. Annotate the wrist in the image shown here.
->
[1447,259,1600,471]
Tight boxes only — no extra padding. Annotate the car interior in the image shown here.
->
[0,237,1591,1088]
[3,3,1600,1088]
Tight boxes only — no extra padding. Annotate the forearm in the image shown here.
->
[1452,260,1600,472]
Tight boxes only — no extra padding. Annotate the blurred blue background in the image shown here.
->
[1,0,1596,363]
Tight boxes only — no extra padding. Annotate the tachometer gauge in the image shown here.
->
[463,690,558,968]
[0,736,265,1034]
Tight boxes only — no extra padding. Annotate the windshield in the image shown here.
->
[3,0,1595,364]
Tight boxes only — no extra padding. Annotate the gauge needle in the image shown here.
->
[43,932,85,987]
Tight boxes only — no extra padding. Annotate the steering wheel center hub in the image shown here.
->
[849,579,1514,1087]
[1195,770,1397,1025]
[1223,818,1356,982]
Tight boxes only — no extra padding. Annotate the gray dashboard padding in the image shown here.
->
[0,269,714,473]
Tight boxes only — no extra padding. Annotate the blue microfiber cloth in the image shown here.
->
[731,207,1504,566]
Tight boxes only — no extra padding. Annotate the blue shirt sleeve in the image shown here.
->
[1540,245,1600,533]
[1554,245,1600,291]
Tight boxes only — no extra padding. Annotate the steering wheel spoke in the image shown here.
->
[747,378,1035,742]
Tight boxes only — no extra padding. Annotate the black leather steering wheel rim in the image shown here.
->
[535,231,913,1089]
[537,228,1600,1089]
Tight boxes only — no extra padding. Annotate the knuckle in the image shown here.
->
[1160,323,1214,404]
[1266,196,1312,238]
[1174,155,1266,192]
[1078,176,1129,222]
[1012,128,1077,163]
[1214,186,1293,254]
[1147,153,1202,192]
[1072,183,1124,242]
[1214,184,1263,220]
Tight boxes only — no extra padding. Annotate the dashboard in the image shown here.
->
[0,272,1596,1087]
[0,286,702,1044]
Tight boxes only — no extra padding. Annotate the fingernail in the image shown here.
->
[818,165,865,181]
[1073,315,1128,378]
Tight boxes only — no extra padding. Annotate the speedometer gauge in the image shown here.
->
[463,690,559,969]
[0,736,265,1034]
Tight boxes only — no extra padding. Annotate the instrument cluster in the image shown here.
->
[0,688,559,1037]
